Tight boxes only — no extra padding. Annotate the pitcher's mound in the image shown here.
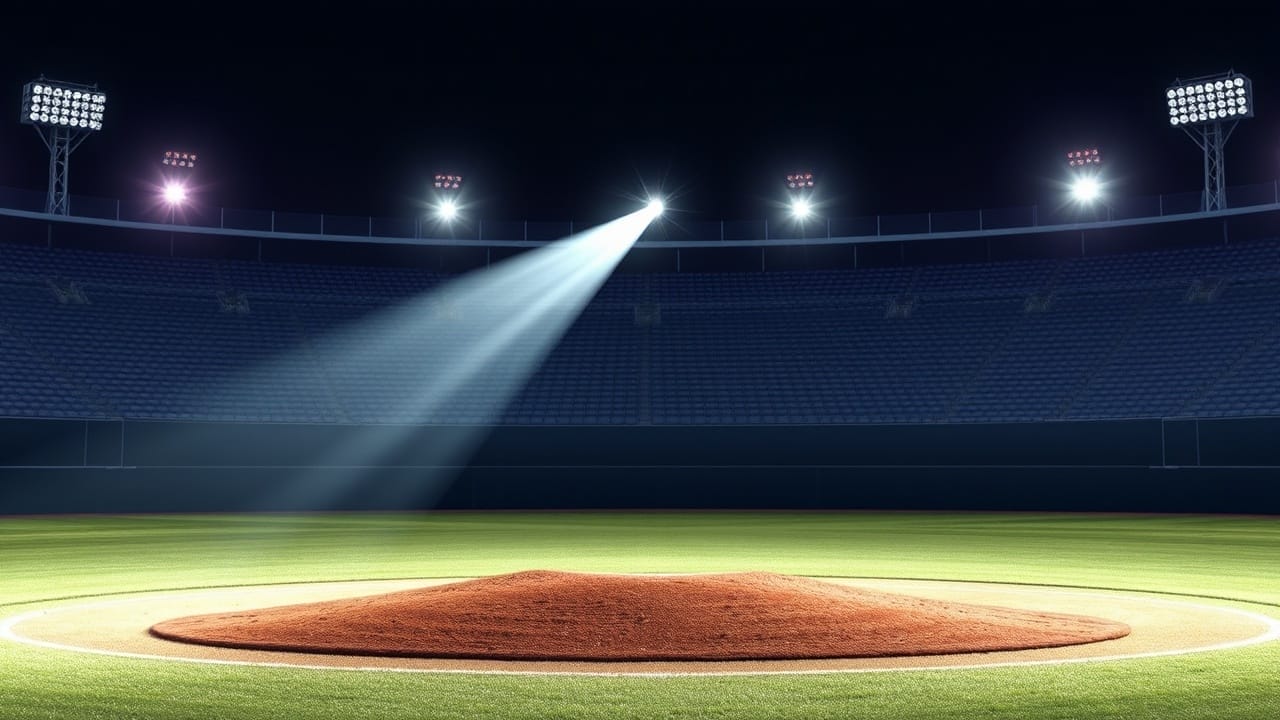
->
[150,571,1129,661]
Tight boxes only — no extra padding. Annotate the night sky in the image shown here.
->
[2,5,1279,226]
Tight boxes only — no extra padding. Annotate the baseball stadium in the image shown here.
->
[3,19,1280,720]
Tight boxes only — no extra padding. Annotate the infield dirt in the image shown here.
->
[149,570,1130,661]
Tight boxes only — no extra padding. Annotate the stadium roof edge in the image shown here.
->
[0,202,1278,250]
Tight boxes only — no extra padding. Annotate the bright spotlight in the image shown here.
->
[646,198,664,216]
[1071,177,1100,203]
[438,199,458,222]
[162,182,187,205]
[790,197,812,219]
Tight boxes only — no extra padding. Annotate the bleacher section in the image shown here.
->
[1,238,1278,424]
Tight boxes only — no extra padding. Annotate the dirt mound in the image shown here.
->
[150,571,1130,661]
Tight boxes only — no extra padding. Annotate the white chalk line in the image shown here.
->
[2,579,1278,677]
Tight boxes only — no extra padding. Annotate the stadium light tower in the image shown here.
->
[433,172,464,222]
[784,171,816,221]
[1167,71,1253,211]
[20,77,107,215]
[1065,147,1104,206]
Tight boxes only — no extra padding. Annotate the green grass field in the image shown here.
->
[1,512,1277,719]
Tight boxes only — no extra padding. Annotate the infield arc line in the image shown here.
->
[2,579,1277,677]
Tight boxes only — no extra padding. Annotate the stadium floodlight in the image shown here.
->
[20,77,107,215]
[1166,71,1253,211]
[1071,177,1101,203]
[161,181,187,224]
[162,151,198,170]
[431,173,465,224]
[437,199,459,222]
[785,172,815,190]
[162,182,187,205]
[1066,148,1102,167]
[790,197,812,219]
[784,171,817,225]
[434,173,463,191]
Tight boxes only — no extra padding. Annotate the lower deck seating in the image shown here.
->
[1,238,1278,424]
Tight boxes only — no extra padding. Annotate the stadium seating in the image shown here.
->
[0,237,1278,424]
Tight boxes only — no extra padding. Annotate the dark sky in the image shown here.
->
[2,4,1279,225]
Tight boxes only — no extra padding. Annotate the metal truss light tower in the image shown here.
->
[20,78,107,215]
[1167,72,1253,212]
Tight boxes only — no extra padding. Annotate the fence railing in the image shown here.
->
[1,180,1278,244]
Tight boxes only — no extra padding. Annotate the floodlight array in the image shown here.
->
[163,151,198,169]
[1167,75,1252,127]
[21,82,106,131]
[1067,148,1101,167]
[785,172,815,190]
[434,174,463,191]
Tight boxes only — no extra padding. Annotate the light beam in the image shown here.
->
[209,207,658,510]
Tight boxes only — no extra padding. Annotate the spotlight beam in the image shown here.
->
[227,207,658,510]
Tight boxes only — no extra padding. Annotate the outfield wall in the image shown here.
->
[2,417,1277,513]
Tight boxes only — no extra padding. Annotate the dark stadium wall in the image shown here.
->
[3,418,1279,514]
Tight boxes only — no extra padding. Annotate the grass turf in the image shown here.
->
[0,511,1277,719]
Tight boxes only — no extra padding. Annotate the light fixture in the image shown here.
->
[1066,148,1102,167]
[438,199,458,222]
[163,151,198,169]
[1167,71,1254,211]
[1167,72,1252,127]
[21,77,106,214]
[162,182,187,205]
[1071,177,1101,203]
[790,197,812,219]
